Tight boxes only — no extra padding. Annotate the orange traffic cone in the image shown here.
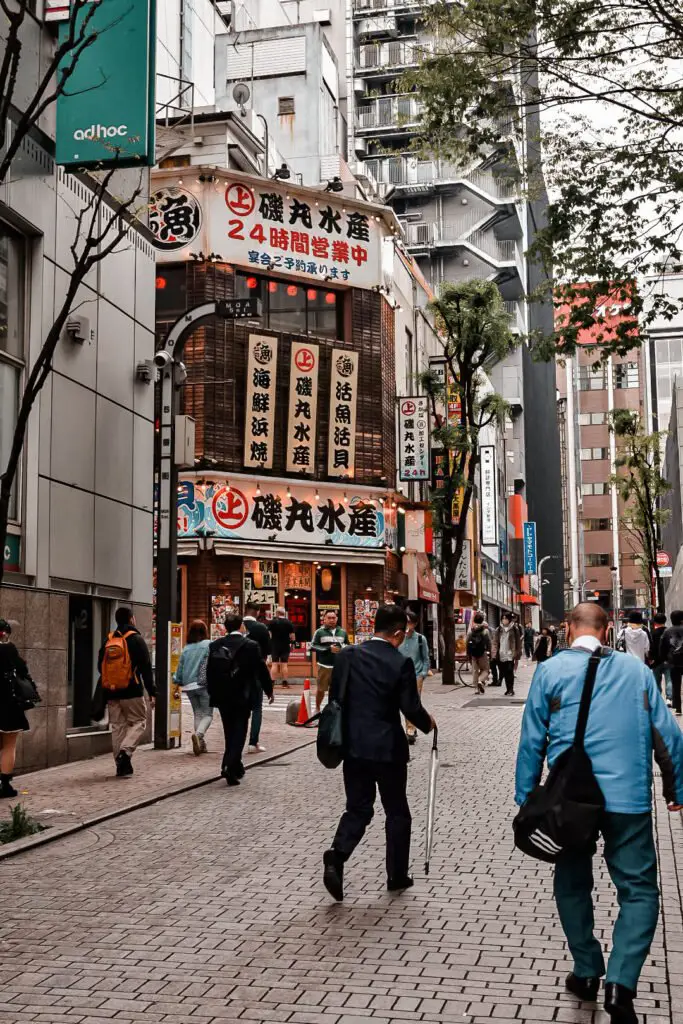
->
[295,678,313,726]
[303,677,312,717]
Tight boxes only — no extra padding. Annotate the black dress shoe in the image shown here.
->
[225,776,241,787]
[604,983,638,1023]
[323,849,344,901]
[387,875,414,892]
[565,973,600,1002]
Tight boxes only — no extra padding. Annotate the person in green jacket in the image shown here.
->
[399,611,432,744]
[311,610,349,713]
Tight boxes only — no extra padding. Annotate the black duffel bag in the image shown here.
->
[316,648,354,770]
[513,648,607,862]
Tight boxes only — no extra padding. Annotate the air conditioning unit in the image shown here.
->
[353,136,368,155]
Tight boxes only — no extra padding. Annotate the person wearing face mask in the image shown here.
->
[0,619,32,797]
[322,604,436,902]
[491,612,523,696]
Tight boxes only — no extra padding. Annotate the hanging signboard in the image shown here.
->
[178,478,386,549]
[398,396,430,481]
[55,0,155,168]
[328,349,359,478]
[455,539,472,591]
[151,171,388,288]
[244,334,278,469]
[523,521,537,575]
[286,341,319,474]
[480,445,498,546]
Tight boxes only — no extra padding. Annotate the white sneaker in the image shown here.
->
[247,743,266,753]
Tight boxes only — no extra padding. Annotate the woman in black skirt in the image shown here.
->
[0,619,31,797]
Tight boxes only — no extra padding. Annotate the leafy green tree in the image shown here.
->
[405,0,682,354]
[419,280,514,686]
[609,409,670,611]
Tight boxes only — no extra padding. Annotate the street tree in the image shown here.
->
[405,0,683,355]
[609,409,670,612]
[0,2,146,585]
[419,280,514,687]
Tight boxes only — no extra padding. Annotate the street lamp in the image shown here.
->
[537,554,561,624]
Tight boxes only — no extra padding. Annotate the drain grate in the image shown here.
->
[463,697,526,708]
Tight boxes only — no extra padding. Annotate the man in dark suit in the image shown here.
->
[207,613,273,786]
[243,602,272,753]
[323,604,435,901]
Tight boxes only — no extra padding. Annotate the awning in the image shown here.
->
[518,594,539,605]
[180,540,386,565]
[416,552,439,603]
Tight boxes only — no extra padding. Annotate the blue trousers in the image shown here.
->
[553,812,659,992]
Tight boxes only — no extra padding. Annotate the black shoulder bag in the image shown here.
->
[513,649,606,863]
[316,648,352,770]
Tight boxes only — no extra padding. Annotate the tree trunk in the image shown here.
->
[440,585,456,687]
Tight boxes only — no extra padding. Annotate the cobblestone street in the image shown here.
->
[1,666,682,1024]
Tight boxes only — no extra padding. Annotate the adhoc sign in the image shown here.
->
[150,171,388,288]
[55,0,155,168]
[398,397,430,481]
[178,478,386,550]
[523,521,537,575]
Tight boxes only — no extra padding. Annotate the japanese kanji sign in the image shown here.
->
[244,334,278,469]
[287,342,319,474]
[523,521,537,575]
[328,349,359,478]
[480,445,498,547]
[456,539,472,592]
[398,396,430,481]
[152,171,387,288]
[177,478,386,549]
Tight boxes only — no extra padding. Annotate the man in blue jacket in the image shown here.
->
[515,602,683,1024]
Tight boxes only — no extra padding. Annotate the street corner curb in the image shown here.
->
[0,736,317,862]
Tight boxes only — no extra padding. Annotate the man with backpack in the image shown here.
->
[660,609,683,715]
[515,602,683,1024]
[398,611,432,743]
[206,612,273,786]
[467,612,491,694]
[98,607,155,777]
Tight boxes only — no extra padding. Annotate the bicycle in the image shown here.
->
[456,657,474,686]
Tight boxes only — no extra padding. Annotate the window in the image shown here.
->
[582,482,608,495]
[614,361,639,389]
[578,411,606,425]
[580,447,609,460]
[586,553,610,567]
[583,518,611,531]
[0,224,25,522]
[278,96,295,116]
[235,272,341,339]
[578,366,607,390]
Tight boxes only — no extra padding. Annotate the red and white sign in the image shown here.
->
[153,171,386,289]
[398,395,430,481]
[286,341,320,475]
[657,551,671,568]
[244,334,278,470]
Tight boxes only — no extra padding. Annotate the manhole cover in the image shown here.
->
[463,698,526,708]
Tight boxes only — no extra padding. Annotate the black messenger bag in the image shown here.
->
[513,649,607,863]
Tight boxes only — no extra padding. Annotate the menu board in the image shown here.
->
[354,598,378,644]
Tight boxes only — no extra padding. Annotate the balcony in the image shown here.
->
[355,40,420,73]
[353,0,434,14]
[403,220,524,272]
[362,156,518,199]
[355,95,422,132]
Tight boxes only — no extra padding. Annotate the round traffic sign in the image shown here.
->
[656,551,671,568]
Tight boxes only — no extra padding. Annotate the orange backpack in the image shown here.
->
[101,631,135,691]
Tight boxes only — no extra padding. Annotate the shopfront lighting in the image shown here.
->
[365,585,373,592]
[399,545,406,553]
[246,276,258,290]
[343,492,348,504]
[315,489,320,502]
[325,292,335,305]
[287,284,298,297]
[268,281,278,293]
[307,288,317,301]
[255,482,261,496]
[398,506,406,515]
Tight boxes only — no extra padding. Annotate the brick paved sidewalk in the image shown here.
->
[0,662,681,1024]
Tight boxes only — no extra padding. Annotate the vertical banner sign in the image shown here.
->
[456,539,472,591]
[328,349,359,477]
[244,335,278,469]
[398,397,430,481]
[168,623,183,745]
[287,341,319,473]
[480,445,498,546]
[523,521,537,575]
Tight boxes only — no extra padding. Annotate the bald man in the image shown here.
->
[516,602,683,1024]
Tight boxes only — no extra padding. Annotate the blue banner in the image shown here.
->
[523,521,537,575]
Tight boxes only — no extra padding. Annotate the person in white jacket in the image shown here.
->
[619,611,651,663]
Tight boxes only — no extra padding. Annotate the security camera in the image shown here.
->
[153,350,173,369]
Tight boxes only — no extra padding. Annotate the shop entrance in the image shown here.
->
[68,595,94,727]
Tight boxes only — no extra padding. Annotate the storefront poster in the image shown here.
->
[286,341,319,474]
[168,623,183,743]
[354,599,378,644]
[398,396,430,481]
[211,594,239,639]
[480,445,498,546]
[244,334,278,469]
[284,562,313,590]
[328,349,359,478]
[152,172,386,289]
[454,622,468,657]
[178,478,386,549]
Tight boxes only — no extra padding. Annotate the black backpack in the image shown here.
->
[206,637,250,707]
[668,633,683,668]
[513,649,607,862]
[467,629,487,659]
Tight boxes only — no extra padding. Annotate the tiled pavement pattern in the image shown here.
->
[1,664,682,1024]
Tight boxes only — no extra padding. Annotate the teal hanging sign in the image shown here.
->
[55,0,155,168]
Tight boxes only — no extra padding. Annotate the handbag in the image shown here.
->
[8,668,41,710]
[513,648,607,863]
[316,648,352,770]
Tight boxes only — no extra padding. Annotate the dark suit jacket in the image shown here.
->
[330,639,432,763]
[244,617,271,660]
[208,633,273,708]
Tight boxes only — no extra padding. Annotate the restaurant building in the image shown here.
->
[152,167,407,671]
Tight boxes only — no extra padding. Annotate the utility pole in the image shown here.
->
[154,297,258,749]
